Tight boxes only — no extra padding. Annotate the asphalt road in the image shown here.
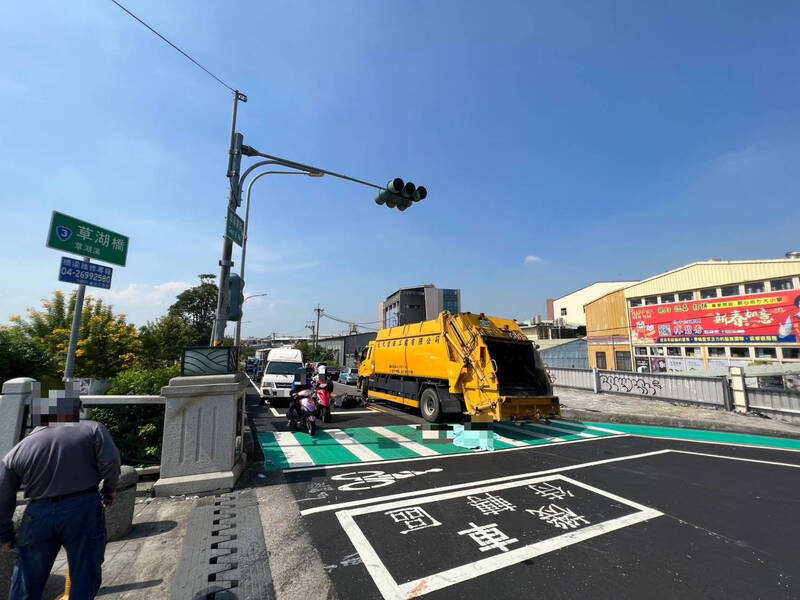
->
[244,381,800,599]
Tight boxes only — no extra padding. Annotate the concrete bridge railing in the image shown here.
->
[0,373,248,496]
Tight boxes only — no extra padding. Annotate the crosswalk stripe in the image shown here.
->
[494,423,566,442]
[558,420,623,435]
[326,429,383,462]
[369,426,440,457]
[528,422,595,438]
[493,434,528,447]
[272,431,315,467]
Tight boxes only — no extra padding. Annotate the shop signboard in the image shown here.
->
[634,357,650,373]
[629,291,800,345]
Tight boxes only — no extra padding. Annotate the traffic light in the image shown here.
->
[374,178,427,211]
[227,273,245,321]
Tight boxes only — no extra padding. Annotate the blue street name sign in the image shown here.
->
[58,257,113,290]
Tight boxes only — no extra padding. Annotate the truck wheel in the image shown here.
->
[420,387,442,423]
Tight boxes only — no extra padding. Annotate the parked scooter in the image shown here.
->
[288,387,317,435]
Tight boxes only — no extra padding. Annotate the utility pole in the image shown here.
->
[314,305,324,349]
[211,89,247,345]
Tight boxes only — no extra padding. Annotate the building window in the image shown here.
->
[700,288,718,299]
[744,282,764,295]
[770,278,794,291]
[708,347,725,357]
[595,352,607,369]
[730,347,750,358]
[685,347,700,357]
[559,308,567,316]
[629,298,642,308]
[634,347,648,356]
[782,348,800,360]
[660,294,675,304]
[615,351,632,371]
[667,347,682,356]
[650,347,665,356]
[645,296,658,305]
[678,291,693,302]
[755,347,777,359]
[721,285,739,297]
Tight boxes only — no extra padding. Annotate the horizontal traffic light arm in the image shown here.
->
[241,146,385,191]
[238,144,427,210]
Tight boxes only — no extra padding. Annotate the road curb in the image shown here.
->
[561,408,800,441]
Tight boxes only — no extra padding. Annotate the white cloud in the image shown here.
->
[524,255,543,264]
[90,281,193,325]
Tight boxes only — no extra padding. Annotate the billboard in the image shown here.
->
[629,291,800,345]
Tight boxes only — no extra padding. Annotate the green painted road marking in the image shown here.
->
[385,425,474,455]
[292,430,360,465]
[519,422,586,441]
[547,420,617,436]
[565,420,800,451]
[346,427,423,460]
[258,432,290,470]
[492,425,558,446]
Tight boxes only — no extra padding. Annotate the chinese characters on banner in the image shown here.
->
[629,291,800,345]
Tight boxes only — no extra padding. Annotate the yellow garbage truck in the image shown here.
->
[358,311,559,423]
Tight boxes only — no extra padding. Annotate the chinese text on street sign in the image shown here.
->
[226,207,244,247]
[46,211,129,266]
[58,257,113,290]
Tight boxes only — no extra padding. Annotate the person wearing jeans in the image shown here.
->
[0,395,120,599]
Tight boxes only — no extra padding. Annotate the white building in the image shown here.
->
[549,281,637,327]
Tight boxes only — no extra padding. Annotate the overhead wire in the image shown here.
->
[108,0,237,93]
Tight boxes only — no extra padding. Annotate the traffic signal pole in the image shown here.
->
[211,89,246,345]
[210,97,428,350]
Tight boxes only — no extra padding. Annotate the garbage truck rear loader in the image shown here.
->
[358,311,559,423]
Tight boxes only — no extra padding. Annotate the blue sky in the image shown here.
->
[1,1,798,338]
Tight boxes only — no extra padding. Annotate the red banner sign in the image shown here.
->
[629,291,800,345]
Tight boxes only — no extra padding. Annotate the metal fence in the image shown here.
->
[597,370,727,407]
[746,387,800,417]
[546,367,594,391]
[546,367,729,409]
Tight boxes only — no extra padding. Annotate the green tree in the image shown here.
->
[10,290,141,380]
[293,340,336,364]
[139,315,196,368]
[0,327,52,383]
[168,274,218,346]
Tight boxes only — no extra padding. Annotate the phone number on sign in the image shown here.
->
[60,268,111,284]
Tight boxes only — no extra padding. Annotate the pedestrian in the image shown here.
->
[0,394,121,599]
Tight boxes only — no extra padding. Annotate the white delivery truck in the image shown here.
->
[260,347,304,402]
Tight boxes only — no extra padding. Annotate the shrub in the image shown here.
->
[89,363,179,466]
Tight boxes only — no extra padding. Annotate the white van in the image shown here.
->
[260,347,304,401]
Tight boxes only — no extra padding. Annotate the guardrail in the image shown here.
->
[80,395,165,406]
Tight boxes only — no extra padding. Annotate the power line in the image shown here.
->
[108,0,237,93]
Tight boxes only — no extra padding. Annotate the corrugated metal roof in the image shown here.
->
[624,259,800,298]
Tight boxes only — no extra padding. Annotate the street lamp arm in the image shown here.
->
[241,147,384,192]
